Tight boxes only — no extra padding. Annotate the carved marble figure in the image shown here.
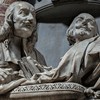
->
[0,2,99,98]
[22,13,100,97]
[0,1,47,94]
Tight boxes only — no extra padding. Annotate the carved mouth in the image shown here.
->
[80,27,91,32]
[22,21,34,29]
[26,24,32,28]
[23,24,33,29]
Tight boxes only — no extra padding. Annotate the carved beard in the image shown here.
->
[75,28,89,35]
[73,28,92,41]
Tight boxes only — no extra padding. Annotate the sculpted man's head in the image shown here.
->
[13,2,36,38]
[1,1,37,44]
[67,13,99,45]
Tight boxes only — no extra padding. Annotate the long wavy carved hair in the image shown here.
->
[0,1,38,56]
[66,13,99,45]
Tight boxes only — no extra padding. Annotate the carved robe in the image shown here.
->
[0,36,100,94]
[0,36,47,94]
[0,37,46,70]
[30,36,100,87]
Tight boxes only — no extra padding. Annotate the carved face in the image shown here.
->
[73,14,96,41]
[13,3,36,38]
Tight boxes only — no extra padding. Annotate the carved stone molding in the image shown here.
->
[0,83,86,100]
[11,82,86,94]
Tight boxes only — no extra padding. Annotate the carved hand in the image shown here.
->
[0,68,19,84]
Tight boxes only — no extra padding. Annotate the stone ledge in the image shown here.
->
[0,82,86,100]
[11,82,86,94]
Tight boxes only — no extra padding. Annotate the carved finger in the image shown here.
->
[11,71,19,80]
[5,68,13,73]
[0,72,7,79]
[94,91,100,98]
[0,75,4,83]
[12,71,19,75]
[2,69,11,75]
[84,87,94,95]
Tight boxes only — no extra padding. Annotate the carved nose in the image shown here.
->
[75,24,82,29]
[75,21,86,29]
[82,21,87,26]
[26,14,34,24]
[27,13,34,20]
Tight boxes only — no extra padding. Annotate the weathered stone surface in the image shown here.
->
[0,0,17,4]
[0,4,7,25]
[0,5,7,14]
[0,0,17,25]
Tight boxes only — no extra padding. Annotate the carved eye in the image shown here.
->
[89,20,94,25]
[18,9,29,16]
[19,10,24,14]
[76,17,84,23]
[86,19,94,26]
[19,10,25,15]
